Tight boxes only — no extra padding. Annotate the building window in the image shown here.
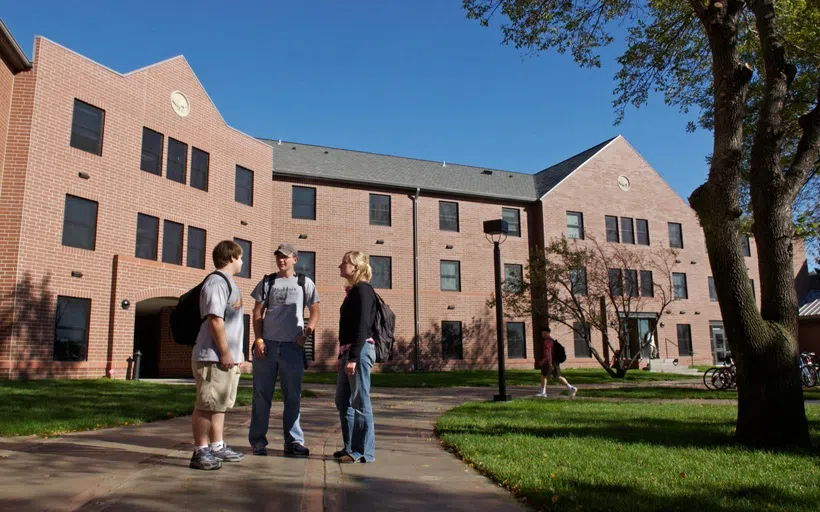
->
[370,256,392,289]
[442,321,463,360]
[187,226,207,269]
[749,279,755,299]
[135,213,159,260]
[605,215,620,243]
[507,322,526,359]
[292,186,316,220]
[570,267,587,295]
[440,260,461,291]
[191,147,209,191]
[369,194,391,226]
[140,127,163,175]
[573,322,592,358]
[566,211,584,239]
[162,220,184,265]
[640,270,654,297]
[636,219,650,246]
[165,138,187,184]
[677,324,693,356]
[621,217,635,245]
[235,166,254,206]
[672,272,688,299]
[668,223,684,249]
[295,251,315,283]
[502,208,521,237]
[70,99,104,155]
[625,269,639,297]
[439,201,459,232]
[504,264,523,293]
[234,238,252,278]
[708,276,717,301]
[54,296,91,361]
[741,235,751,257]
[62,195,98,251]
[608,268,623,296]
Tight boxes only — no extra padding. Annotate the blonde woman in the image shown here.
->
[334,251,377,463]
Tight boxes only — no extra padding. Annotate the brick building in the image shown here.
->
[0,25,808,379]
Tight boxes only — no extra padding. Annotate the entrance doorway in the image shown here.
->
[710,322,731,364]
[622,314,658,359]
[133,297,178,378]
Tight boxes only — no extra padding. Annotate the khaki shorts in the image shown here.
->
[192,361,240,412]
[541,362,561,380]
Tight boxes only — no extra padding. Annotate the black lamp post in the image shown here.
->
[484,219,511,402]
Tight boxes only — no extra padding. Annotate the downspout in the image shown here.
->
[413,187,421,371]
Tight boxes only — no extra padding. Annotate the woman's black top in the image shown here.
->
[338,282,377,362]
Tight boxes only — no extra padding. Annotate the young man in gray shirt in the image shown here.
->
[249,242,321,456]
[190,240,246,470]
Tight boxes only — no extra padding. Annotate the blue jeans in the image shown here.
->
[249,340,305,449]
[335,342,375,462]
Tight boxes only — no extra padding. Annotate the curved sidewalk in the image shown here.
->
[0,386,531,512]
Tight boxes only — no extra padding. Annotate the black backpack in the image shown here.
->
[553,340,567,364]
[170,272,233,346]
[364,283,396,363]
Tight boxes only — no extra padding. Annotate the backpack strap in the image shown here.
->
[265,273,309,314]
[206,271,233,318]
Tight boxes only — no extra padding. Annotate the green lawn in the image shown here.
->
[242,368,698,387]
[436,400,820,511]
[0,379,314,437]
[568,386,820,400]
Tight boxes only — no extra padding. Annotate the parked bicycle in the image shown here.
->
[703,357,736,390]
[799,352,818,388]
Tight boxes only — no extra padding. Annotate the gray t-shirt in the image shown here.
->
[251,274,319,342]
[192,272,245,363]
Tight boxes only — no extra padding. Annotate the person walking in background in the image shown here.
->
[335,251,378,463]
[537,327,577,399]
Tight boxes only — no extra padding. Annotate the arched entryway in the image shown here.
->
[133,297,178,378]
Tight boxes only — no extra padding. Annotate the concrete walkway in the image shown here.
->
[0,385,534,512]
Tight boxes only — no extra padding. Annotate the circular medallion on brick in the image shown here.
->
[170,91,190,117]
[617,175,631,191]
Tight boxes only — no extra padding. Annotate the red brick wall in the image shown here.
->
[799,319,820,354]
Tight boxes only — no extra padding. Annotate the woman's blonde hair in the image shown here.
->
[344,251,372,285]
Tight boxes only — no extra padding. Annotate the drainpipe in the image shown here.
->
[412,187,421,371]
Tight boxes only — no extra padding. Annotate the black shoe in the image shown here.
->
[333,450,348,458]
[252,445,268,456]
[284,444,310,457]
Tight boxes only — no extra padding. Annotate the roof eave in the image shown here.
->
[0,20,32,72]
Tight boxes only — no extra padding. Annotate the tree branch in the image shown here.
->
[785,85,820,198]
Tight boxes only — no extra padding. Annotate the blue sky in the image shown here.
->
[4,0,715,203]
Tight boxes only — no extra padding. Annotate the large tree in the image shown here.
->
[464,0,820,448]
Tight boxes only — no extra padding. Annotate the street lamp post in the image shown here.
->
[484,219,511,402]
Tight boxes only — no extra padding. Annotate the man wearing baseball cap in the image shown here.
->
[248,242,321,457]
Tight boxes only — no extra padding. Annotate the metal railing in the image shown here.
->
[664,338,695,368]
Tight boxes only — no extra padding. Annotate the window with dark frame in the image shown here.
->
[504,264,523,293]
[621,217,635,244]
[608,268,623,296]
[442,321,463,360]
[640,270,654,297]
[506,322,526,359]
[70,99,105,155]
[677,324,693,356]
[749,279,756,299]
[668,222,684,249]
[625,269,639,297]
[295,251,315,283]
[672,272,688,299]
[636,219,650,246]
[708,276,717,301]
[566,211,584,239]
[166,138,187,184]
[370,256,392,289]
[574,322,592,358]
[135,213,159,260]
[570,267,588,295]
[62,195,98,251]
[191,147,209,191]
[161,220,184,265]
[54,296,91,362]
[502,208,521,237]
[605,215,620,243]
[369,194,391,226]
[292,186,316,219]
[235,165,254,206]
[140,127,163,175]
[439,201,459,231]
[440,260,461,291]
[187,226,207,269]
[234,238,252,278]
[741,234,752,257]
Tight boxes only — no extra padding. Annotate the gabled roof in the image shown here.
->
[0,19,32,72]
[534,136,618,198]
[262,139,539,202]
[800,290,820,318]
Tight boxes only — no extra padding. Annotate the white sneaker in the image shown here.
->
[535,390,547,398]
[569,386,578,399]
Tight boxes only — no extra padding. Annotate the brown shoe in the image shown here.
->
[337,454,356,463]
[333,450,348,458]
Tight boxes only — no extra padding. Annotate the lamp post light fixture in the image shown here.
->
[483,219,511,402]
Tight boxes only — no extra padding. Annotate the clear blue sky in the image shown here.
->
[4,0,715,203]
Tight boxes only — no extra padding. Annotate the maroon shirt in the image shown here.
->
[542,336,555,368]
